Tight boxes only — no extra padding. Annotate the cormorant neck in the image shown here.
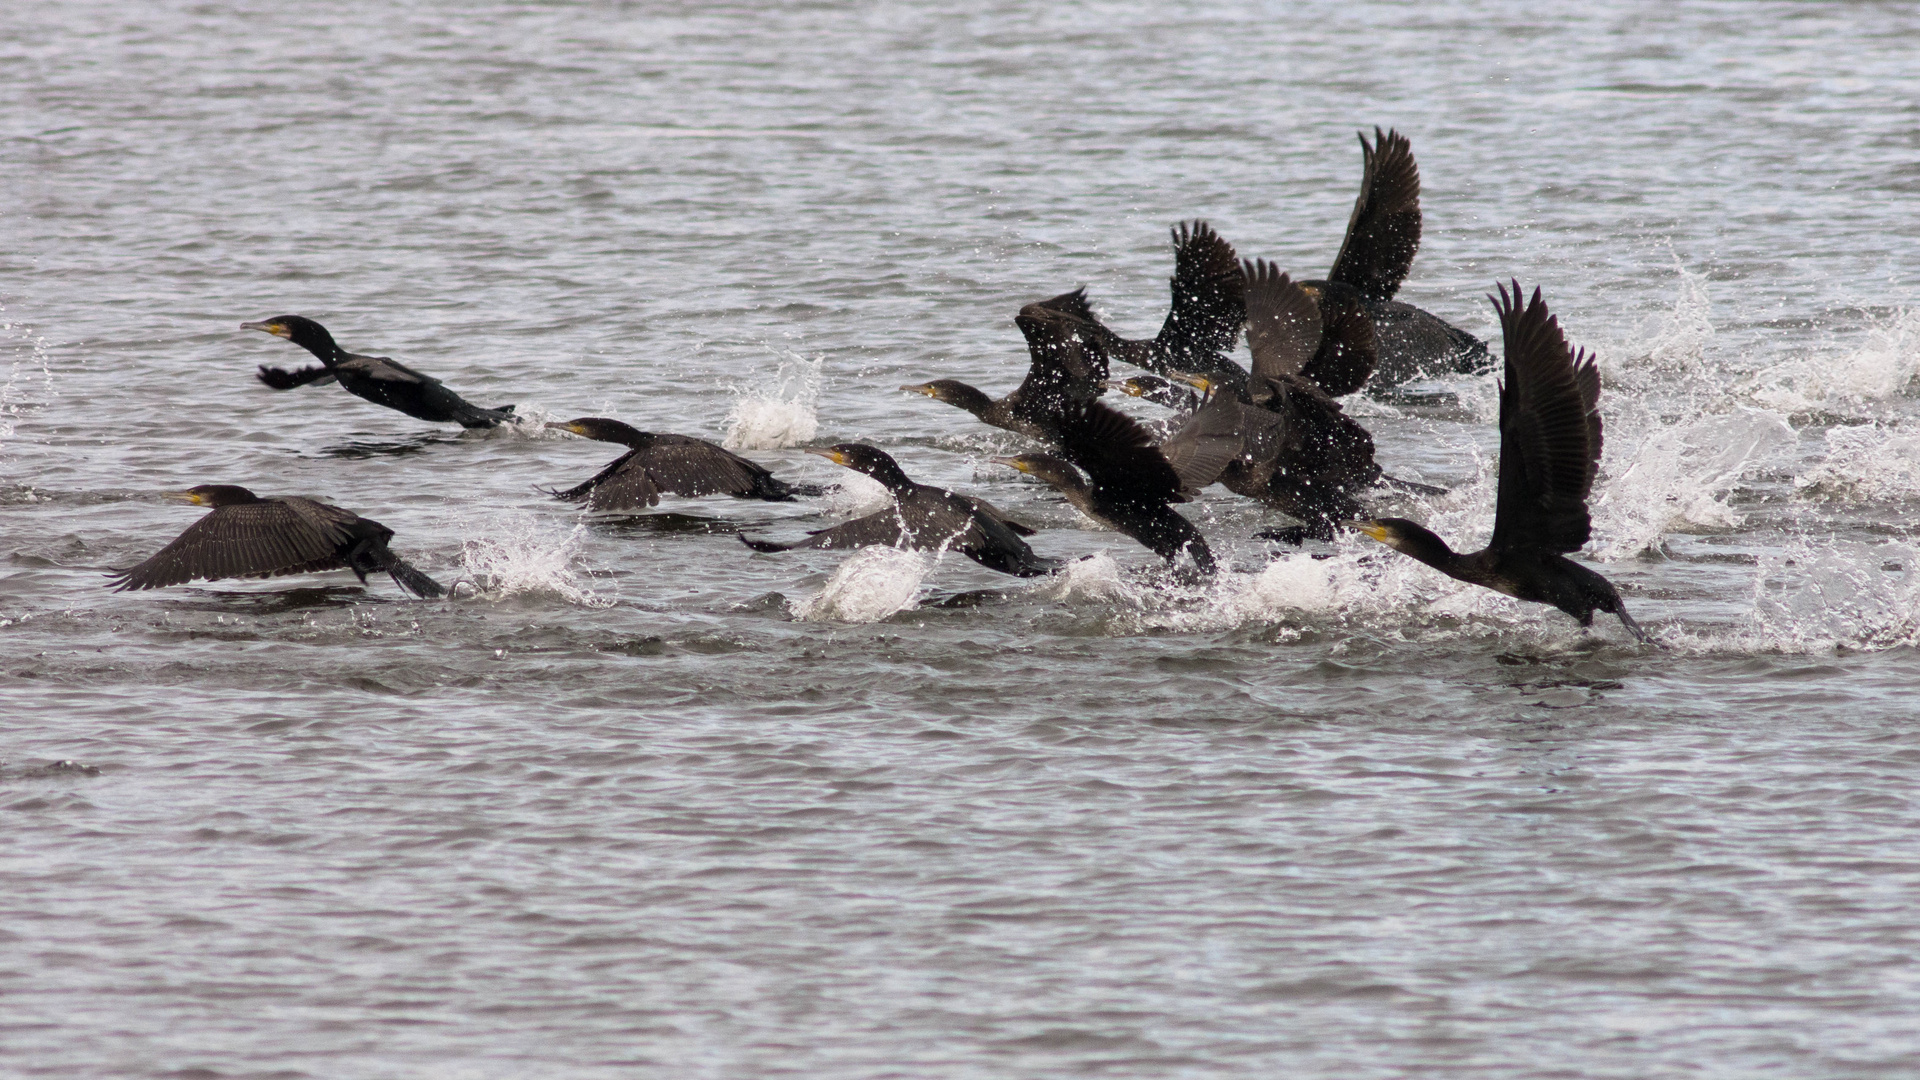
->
[291,326,346,365]
[865,460,917,493]
[938,382,997,419]
[1381,520,1472,576]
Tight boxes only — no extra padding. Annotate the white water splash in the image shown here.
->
[1733,537,1920,653]
[1593,408,1796,559]
[724,357,821,450]
[792,546,929,623]
[1742,308,1920,414]
[456,513,611,606]
[0,310,55,444]
[1795,423,1920,502]
[820,470,891,517]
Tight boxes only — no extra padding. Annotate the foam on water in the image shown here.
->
[791,545,930,623]
[723,357,821,450]
[455,512,611,606]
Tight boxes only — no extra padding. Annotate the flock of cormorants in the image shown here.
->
[110,128,1649,644]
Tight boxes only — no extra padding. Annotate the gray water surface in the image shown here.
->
[5,2,1920,1077]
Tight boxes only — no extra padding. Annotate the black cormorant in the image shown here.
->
[1156,260,1384,541]
[1353,282,1648,642]
[243,315,516,429]
[108,485,444,598]
[548,417,825,510]
[902,299,1109,442]
[1298,128,1490,388]
[993,400,1214,574]
[739,444,1056,577]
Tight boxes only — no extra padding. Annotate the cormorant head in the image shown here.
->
[1351,517,1455,562]
[176,484,261,507]
[990,453,1088,495]
[241,316,337,356]
[555,417,648,446]
[900,379,995,418]
[806,443,914,491]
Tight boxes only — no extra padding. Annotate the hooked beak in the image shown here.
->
[167,490,208,506]
[1167,370,1212,393]
[899,383,939,397]
[240,320,290,339]
[1105,379,1145,397]
[806,447,850,466]
[988,455,1031,475]
[553,422,588,437]
[1348,520,1391,543]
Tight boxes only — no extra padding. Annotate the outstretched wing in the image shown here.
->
[1487,282,1603,555]
[109,500,355,590]
[1158,393,1283,492]
[1055,399,1186,505]
[1010,303,1109,429]
[256,365,339,390]
[1298,281,1378,398]
[1243,260,1322,382]
[1155,220,1246,366]
[1326,128,1422,302]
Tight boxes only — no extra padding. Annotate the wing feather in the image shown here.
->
[110,499,353,590]
[1243,260,1322,381]
[1488,282,1603,555]
[1326,128,1422,301]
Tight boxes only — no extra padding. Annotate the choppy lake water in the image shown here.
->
[6,2,1920,1076]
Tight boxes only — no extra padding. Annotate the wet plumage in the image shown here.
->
[739,444,1055,577]
[903,298,1109,442]
[548,418,824,511]
[1355,283,1648,642]
[994,400,1214,574]
[1300,128,1490,388]
[244,315,516,429]
[108,485,444,598]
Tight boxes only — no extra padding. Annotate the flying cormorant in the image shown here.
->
[107,485,444,598]
[1155,260,1384,541]
[548,417,825,510]
[902,298,1110,442]
[1299,128,1490,388]
[243,315,516,429]
[1353,282,1648,643]
[738,444,1056,577]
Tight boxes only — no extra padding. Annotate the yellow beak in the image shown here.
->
[806,448,849,466]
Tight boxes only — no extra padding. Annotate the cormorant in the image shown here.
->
[548,417,825,510]
[902,298,1109,442]
[1074,221,1250,384]
[992,400,1214,574]
[738,444,1056,577]
[108,485,444,598]
[1353,282,1648,642]
[1299,128,1490,388]
[1156,260,1384,541]
[243,315,516,429]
